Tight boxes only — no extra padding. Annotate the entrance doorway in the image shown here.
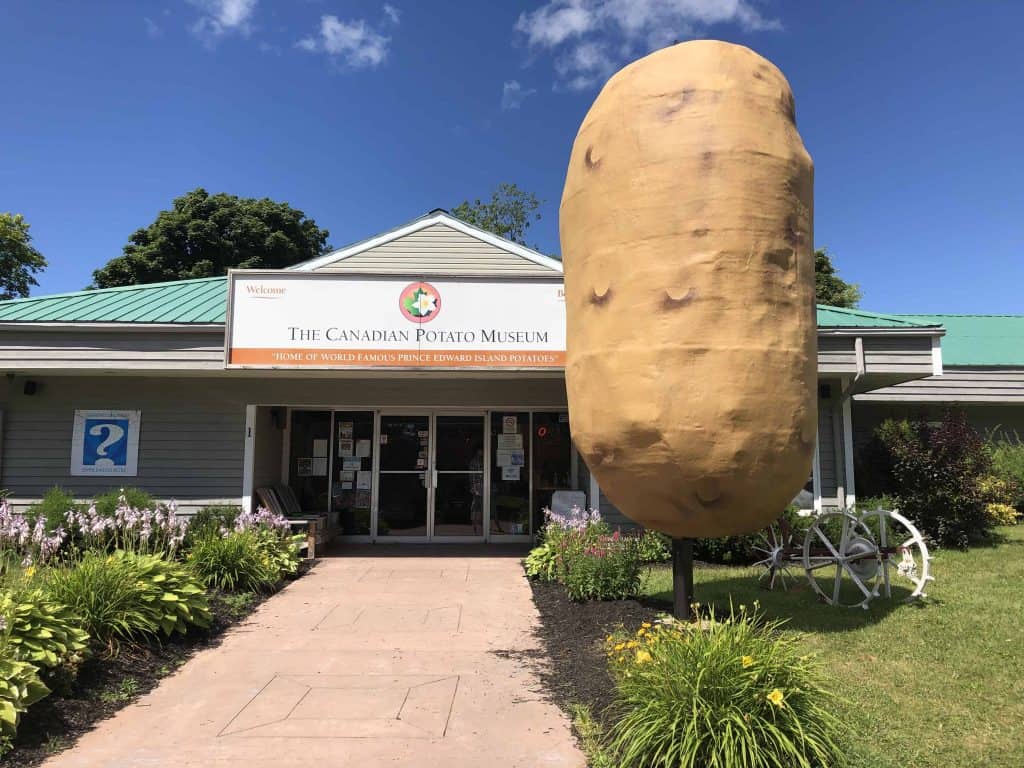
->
[277,407,575,544]
[377,412,486,541]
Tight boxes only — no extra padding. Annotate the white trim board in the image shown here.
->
[289,212,564,274]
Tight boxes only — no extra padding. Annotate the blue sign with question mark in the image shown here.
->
[83,418,129,468]
[71,410,140,476]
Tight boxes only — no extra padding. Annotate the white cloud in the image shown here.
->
[501,80,537,110]
[298,14,392,69]
[382,4,401,25]
[188,0,258,45]
[144,16,163,38]
[515,0,782,89]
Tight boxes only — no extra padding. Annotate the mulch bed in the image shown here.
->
[5,561,314,768]
[528,579,668,728]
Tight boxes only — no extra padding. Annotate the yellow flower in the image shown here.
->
[641,622,652,629]
[766,688,785,708]
[626,640,639,649]
[614,643,625,652]
[24,566,36,579]
[637,628,647,636]
[741,656,754,668]
[635,649,652,664]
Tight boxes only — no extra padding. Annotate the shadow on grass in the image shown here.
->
[643,566,927,634]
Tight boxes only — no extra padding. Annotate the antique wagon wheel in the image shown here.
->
[802,511,881,609]
[856,508,933,601]
[753,518,797,591]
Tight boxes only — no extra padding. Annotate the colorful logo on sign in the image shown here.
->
[82,417,130,469]
[398,281,441,323]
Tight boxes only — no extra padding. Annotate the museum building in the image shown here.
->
[0,211,948,541]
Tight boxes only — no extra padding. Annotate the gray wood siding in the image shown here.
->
[0,374,568,509]
[861,335,934,375]
[817,384,840,504]
[314,223,556,275]
[0,330,224,371]
[817,337,857,373]
[855,368,1024,403]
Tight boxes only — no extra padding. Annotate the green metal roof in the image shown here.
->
[0,278,951,331]
[892,314,1024,367]
[814,305,935,329]
[0,277,227,323]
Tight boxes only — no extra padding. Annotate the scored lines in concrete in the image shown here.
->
[313,603,464,633]
[218,674,460,740]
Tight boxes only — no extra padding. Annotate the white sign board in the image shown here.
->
[225,272,566,370]
[70,410,141,476]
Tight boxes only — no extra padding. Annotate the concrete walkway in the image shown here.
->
[44,548,585,768]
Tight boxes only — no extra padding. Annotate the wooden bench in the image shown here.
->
[254,486,330,559]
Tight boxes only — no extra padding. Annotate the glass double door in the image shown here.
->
[377,412,485,540]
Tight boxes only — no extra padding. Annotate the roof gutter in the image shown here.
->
[818,327,945,337]
[0,322,226,333]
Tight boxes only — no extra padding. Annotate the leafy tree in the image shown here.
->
[0,212,47,299]
[451,183,542,246]
[814,247,861,308]
[91,188,331,288]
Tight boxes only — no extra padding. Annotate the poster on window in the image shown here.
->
[70,410,141,476]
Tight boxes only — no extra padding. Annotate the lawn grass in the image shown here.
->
[641,525,1024,768]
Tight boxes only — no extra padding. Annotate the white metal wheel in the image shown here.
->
[753,522,797,591]
[856,508,933,601]
[802,511,881,609]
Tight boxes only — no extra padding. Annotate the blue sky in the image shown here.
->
[2,1,1022,313]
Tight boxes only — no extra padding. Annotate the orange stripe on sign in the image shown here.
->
[229,348,566,368]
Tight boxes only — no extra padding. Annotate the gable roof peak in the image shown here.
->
[289,210,563,273]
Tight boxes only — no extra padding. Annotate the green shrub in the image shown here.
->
[985,503,1020,526]
[45,551,210,653]
[989,433,1024,508]
[635,529,671,563]
[187,530,278,593]
[875,412,994,548]
[0,588,88,670]
[693,506,810,565]
[0,654,50,752]
[25,486,79,533]
[605,606,845,768]
[92,487,155,518]
[561,532,643,601]
[186,505,241,545]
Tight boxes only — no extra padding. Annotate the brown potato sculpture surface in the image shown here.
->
[560,40,816,539]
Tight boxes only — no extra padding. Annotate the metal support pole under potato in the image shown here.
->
[672,537,696,620]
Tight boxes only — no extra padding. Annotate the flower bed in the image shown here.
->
[0,489,309,765]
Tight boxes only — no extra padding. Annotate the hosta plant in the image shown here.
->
[605,605,846,768]
[0,588,88,669]
[0,654,50,751]
[45,551,210,653]
[254,528,304,579]
[524,539,559,581]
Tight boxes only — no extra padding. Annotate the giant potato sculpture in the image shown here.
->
[561,40,816,539]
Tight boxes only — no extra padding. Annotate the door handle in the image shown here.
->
[432,470,438,488]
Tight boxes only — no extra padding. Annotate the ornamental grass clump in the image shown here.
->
[605,604,846,768]
[187,530,279,593]
[44,550,210,654]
